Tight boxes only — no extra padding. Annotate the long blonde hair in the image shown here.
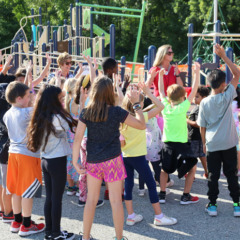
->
[83,76,115,122]
[153,44,172,67]
[63,78,77,113]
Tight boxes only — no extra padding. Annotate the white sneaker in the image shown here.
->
[166,179,174,188]
[126,214,143,226]
[154,215,177,226]
[138,189,145,197]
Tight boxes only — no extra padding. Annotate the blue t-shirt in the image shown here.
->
[79,106,128,163]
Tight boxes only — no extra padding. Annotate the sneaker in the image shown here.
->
[180,194,199,205]
[44,234,52,240]
[78,200,86,207]
[138,189,145,197]
[96,200,104,208]
[10,220,22,233]
[126,214,143,226]
[113,237,128,240]
[66,187,77,196]
[18,221,45,236]
[0,211,3,220]
[76,190,80,197]
[154,215,177,226]
[2,211,14,223]
[104,190,109,200]
[233,202,240,217]
[166,179,174,188]
[52,231,75,240]
[159,192,166,204]
[205,203,217,216]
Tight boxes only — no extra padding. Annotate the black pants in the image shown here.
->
[41,156,67,237]
[207,146,239,204]
[138,160,170,189]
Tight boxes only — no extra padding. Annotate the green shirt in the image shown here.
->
[162,98,190,143]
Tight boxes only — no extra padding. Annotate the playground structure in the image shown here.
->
[0,1,149,82]
[0,0,239,87]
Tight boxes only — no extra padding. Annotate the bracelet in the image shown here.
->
[133,102,140,106]
[133,104,141,111]
[175,75,180,77]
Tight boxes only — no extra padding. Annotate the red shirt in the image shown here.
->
[149,66,177,96]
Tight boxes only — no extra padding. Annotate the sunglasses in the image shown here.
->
[65,61,74,66]
[167,51,174,56]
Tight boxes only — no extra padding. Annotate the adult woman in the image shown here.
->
[146,45,183,96]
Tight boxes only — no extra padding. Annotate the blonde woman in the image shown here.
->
[146,45,183,97]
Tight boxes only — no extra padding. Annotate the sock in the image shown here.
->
[155,213,164,220]
[183,193,189,196]
[23,216,31,228]
[128,212,136,219]
[160,191,166,194]
[14,213,22,223]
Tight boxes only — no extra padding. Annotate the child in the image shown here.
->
[27,84,77,239]
[121,82,177,226]
[64,78,80,196]
[3,81,44,236]
[197,44,240,217]
[102,57,118,80]
[72,76,146,240]
[159,64,200,205]
[187,86,209,178]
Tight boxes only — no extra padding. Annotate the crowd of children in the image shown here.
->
[0,43,240,240]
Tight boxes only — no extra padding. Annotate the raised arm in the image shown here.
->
[138,81,164,120]
[188,62,200,103]
[146,68,158,88]
[82,55,96,83]
[32,54,52,87]
[174,63,183,86]
[158,68,166,99]
[74,62,83,79]
[113,73,124,106]
[24,60,33,89]
[1,55,13,76]
[214,44,240,89]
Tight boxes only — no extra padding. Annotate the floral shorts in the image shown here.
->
[86,155,127,182]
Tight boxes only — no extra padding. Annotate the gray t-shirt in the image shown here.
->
[197,84,238,152]
[41,114,71,159]
[3,106,40,158]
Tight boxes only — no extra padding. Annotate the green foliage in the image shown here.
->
[1,0,240,62]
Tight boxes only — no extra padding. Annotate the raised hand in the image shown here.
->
[150,68,159,79]
[2,55,13,74]
[79,86,88,106]
[214,44,226,58]
[127,85,140,104]
[0,51,3,63]
[159,68,165,77]
[122,74,130,90]
[173,62,180,75]
[75,62,83,79]
[138,81,149,94]
[193,62,201,74]
[46,53,52,65]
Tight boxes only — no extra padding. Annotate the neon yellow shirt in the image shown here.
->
[162,98,190,143]
[121,112,148,157]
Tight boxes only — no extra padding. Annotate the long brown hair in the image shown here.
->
[27,84,77,152]
[83,76,115,122]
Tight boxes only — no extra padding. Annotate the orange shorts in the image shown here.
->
[7,153,42,198]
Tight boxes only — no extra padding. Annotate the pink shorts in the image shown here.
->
[86,155,127,182]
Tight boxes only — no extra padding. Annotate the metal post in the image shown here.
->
[63,19,67,40]
[31,8,35,44]
[29,41,34,62]
[148,45,156,70]
[226,47,233,83]
[42,43,46,67]
[196,57,205,85]
[68,40,73,55]
[70,4,73,28]
[49,39,53,53]
[47,21,51,43]
[214,20,221,67]
[53,30,58,52]
[14,43,19,71]
[76,0,80,55]
[214,0,218,23]
[110,24,116,59]
[188,23,194,87]
[102,33,105,57]
[80,5,83,36]
[31,8,34,25]
[121,56,126,82]
[144,55,148,82]
[90,7,94,57]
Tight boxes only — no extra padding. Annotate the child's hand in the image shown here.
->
[193,62,201,74]
[173,63,180,76]
[80,86,88,106]
[81,54,92,65]
[26,60,33,73]
[55,69,62,79]
[138,81,149,94]
[0,51,3,63]
[159,68,165,77]
[127,85,140,104]
[214,44,226,58]
[75,62,83,79]
[150,68,159,79]
[2,55,13,73]
[122,74,131,90]
[46,53,52,65]
[93,57,98,71]
[74,163,86,175]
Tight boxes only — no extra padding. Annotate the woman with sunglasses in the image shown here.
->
[146,45,183,97]
[47,52,74,82]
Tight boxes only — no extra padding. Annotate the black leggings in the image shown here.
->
[41,156,67,237]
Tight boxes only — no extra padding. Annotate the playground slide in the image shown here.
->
[82,24,110,56]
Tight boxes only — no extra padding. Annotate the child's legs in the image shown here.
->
[238,150,240,170]
[79,139,87,202]
[138,174,145,190]
[222,147,239,203]
[160,171,169,192]
[108,180,124,240]
[67,174,74,187]
[42,156,67,237]
[22,198,33,217]
[123,157,135,215]
[184,164,197,193]
[199,157,208,175]
[0,185,3,211]
[12,194,22,214]
[150,160,161,183]
[83,174,102,240]
[207,151,222,204]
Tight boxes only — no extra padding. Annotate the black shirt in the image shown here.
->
[79,106,129,163]
[188,105,201,141]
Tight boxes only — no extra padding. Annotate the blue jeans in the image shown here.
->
[123,155,159,204]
